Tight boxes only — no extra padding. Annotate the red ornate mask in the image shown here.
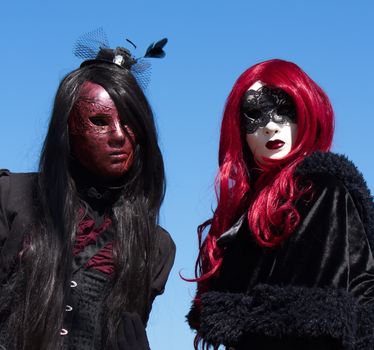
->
[68,81,135,180]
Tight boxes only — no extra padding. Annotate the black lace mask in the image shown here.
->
[241,86,297,134]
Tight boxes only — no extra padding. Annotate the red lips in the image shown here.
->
[109,151,128,161]
[266,140,285,150]
[109,151,127,156]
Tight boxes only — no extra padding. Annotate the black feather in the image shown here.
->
[144,38,168,58]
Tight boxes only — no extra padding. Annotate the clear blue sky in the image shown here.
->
[0,1,373,349]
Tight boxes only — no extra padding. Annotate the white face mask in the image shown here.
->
[243,81,298,164]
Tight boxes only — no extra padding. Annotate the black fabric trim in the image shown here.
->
[196,284,374,349]
[296,151,374,252]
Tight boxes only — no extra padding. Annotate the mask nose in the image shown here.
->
[108,121,126,147]
[263,121,281,137]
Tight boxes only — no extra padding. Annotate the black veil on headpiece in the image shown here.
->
[73,27,168,89]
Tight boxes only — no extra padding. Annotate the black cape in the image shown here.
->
[188,152,374,350]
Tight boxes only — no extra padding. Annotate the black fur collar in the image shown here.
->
[296,151,374,251]
[217,152,374,249]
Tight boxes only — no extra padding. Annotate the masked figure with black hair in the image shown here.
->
[187,59,374,349]
[0,36,175,350]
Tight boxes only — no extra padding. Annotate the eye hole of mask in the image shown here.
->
[89,116,110,126]
[277,106,292,116]
[246,109,263,120]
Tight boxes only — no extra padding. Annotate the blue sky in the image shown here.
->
[0,1,373,349]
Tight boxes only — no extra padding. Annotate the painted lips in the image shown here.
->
[109,152,128,160]
[266,140,285,150]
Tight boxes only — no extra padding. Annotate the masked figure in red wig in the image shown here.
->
[187,59,374,349]
[0,39,175,350]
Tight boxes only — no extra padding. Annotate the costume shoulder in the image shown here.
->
[295,151,371,199]
[0,170,38,221]
[156,226,176,258]
[295,151,374,250]
[0,170,37,225]
[151,226,176,296]
[0,169,37,192]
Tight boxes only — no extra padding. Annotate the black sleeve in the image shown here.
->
[0,171,35,283]
[116,228,175,348]
[151,227,176,299]
[116,312,150,350]
[192,174,374,349]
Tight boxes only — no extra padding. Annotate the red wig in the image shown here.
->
[192,59,334,348]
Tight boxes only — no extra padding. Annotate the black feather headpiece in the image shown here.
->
[73,28,168,89]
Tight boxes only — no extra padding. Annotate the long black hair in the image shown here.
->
[4,63,165,349]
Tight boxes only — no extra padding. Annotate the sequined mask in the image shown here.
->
[68,81,135,180]
[241,86,297,134]
[70,98,125,136]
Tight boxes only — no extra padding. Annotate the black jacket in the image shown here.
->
[0,170,176,349]
[188,152,374,350]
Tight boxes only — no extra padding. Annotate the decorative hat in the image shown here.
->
[73,27,168,89]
